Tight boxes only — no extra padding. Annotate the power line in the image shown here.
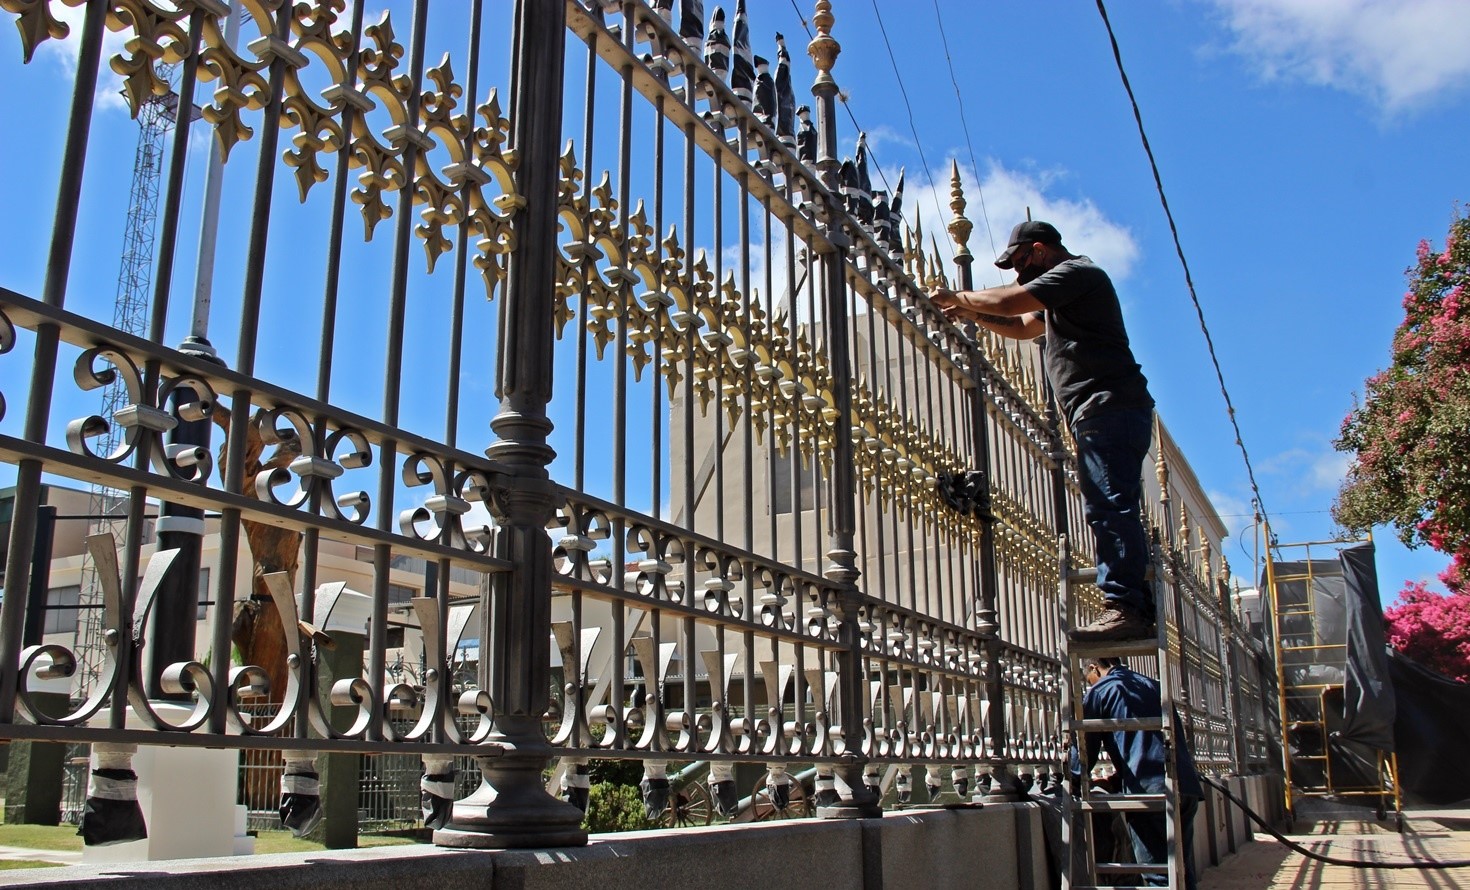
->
[783,0,894,198]
[1093,0,1271,525]
[1217,510,1330,519]
[866,0,951,261]
[930,0,1001,281]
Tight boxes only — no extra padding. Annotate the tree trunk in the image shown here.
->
[213,405,303,702]
[213,406,304,810]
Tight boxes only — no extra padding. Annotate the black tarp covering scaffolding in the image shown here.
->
[1386,648,1470,805]
[1338,545,1395,750]
[1268,544,1395,791]
[1270,542,1470,805]
[1321,649,1470,805]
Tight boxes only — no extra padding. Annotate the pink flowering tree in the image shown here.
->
[1382,573,1470,681]
[1335,211,1470,678]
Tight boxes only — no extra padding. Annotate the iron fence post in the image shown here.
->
[1221,570,1247,773]
[944,179,1018,800]
[148,7,212,701]
[1006,378,1067,804]
[435,0,587,849]
[0,0,107,723]
[807,0,879,819]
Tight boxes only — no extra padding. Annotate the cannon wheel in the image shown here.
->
[750,777,813,821]
[664,782,713,827]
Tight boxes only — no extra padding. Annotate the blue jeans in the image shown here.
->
[1128,793,1199,890]
[1072,408,1154,620]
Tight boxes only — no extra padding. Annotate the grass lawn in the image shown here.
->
[0,824,418,857]
[0,824,82,852]
[0,860,64,870]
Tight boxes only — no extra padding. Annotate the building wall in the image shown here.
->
[30,487,481,697]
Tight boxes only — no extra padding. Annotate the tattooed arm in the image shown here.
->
[970,309,1045,340]
[929,285,1046,340]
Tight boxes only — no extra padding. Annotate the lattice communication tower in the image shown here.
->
[73,66,182,699]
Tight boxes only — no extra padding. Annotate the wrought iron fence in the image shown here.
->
[0,0,1271,847]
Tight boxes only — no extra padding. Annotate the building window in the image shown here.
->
[771,453,817,515]
[45,585,80,635]
[388,584,418,606]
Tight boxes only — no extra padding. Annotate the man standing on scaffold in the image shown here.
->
[931,220,1155,642]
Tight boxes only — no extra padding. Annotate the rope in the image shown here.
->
[1093,0,1269,524]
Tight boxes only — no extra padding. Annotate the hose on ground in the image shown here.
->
[1200,776,1470,870]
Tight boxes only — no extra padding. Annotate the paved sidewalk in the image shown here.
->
[1203,810,1470,890]
[0,843,82,865]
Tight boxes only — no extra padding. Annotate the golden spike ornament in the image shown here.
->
[946,158,972,259]
[807,0,839,75]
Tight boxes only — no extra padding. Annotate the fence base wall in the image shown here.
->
[0,777,1290,889]
[1196,773,1286,873]
[0,804,1049,890]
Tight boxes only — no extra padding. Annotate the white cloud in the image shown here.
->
[891,158,1140,289]
[1310,449,1352,492]
[1204,0,1470,112]
[38,4,132,114]
[1206,487,1261,578]
[1205,488,1253,534]
[860,125,915,158]
[1260,444,1351,496]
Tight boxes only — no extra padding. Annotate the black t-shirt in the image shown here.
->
[1023,257,1153,427]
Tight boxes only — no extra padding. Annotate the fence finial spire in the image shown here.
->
[808,0,839,75]
[946,159,972,260]
[1154,415,1170,497]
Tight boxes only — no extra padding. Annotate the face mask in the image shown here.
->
[1014,251,1043,285]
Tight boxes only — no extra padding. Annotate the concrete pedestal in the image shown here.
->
[82,704,240,863]
[232,805,255,856]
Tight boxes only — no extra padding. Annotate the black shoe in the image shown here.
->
[1070,606,1154,642]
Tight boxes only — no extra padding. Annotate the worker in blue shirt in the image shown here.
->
[1079,658,1203,890]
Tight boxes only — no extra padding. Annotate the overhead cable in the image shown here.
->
[1094,0,1269,523]
[930,0,1002,281]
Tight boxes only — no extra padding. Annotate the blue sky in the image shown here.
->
[3,0,1469,602]
[776,0,1470,599]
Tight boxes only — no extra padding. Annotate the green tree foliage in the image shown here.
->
[583,781,658,833]
[1335,211,1470,588]
[586,757,643,786]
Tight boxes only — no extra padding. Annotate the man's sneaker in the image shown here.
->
[1070,605,1154,642]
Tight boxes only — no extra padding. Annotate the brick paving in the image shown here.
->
[1203,809,1470,890]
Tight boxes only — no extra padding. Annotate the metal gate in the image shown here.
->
[0,0,1269,845]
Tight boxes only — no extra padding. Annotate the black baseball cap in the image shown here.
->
[995,221,1062,269]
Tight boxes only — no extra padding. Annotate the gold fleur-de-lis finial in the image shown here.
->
[946,159,973,258]
[808,0,840,75]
